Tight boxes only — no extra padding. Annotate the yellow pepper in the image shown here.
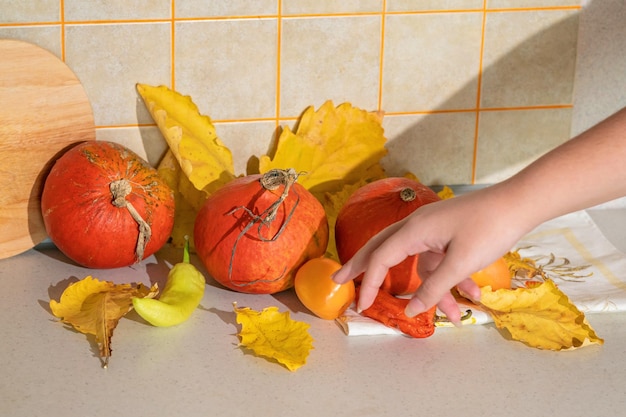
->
[132,238,205,327]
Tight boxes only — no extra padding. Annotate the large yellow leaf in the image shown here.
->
[136,83,236,193]
[233,303,314,371]
[479,280,603,350]
[258,101,387,195]
[157,150,208,248]
[50,276,158,367]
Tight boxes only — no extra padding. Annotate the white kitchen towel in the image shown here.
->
[336,209,626,336]
[336,299,493,336]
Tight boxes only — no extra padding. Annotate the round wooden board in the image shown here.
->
[0,39,95,259]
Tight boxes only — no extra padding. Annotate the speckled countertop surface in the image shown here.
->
[2,209,626,417]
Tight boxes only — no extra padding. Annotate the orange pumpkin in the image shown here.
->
[335,177,440,295]
[194,169,329,294]
[41,141,175,268]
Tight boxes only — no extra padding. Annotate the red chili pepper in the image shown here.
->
[358,287,436,338]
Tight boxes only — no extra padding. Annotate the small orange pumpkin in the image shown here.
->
[41,141,175,268]
[194,169,329,294]
[335,177,440,295]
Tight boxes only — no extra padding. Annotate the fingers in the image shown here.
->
[357,280,382,312]
[355,220,427,311]
[404,278,481,327]
[408,250,472,324]
[331,256,363,284]
[331,189,515,327]
[331,197,488,320]
[332,218,409,285]
[405,246,482,319]
[436,293,463,324]
[456,277,481,302]
[416,251,444,280]
[355,242,411,312]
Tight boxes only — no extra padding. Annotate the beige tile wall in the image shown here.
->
[0,0,581,185]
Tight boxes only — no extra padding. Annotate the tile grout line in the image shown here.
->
[60,0,65,61]
[377,1,386,112]
[471,0,488,185]
[38,4,582,141]
[487,6,581,13]
[0,5,583,28]
[171,0,176,89]
[93,104,575,130]
[275,0,282,130]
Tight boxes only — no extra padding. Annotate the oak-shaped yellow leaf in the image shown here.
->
[137,83,236,193]
[50,276,158,367]
[479,280,603,350]
[259,101,387,195]
[233,303,314,371]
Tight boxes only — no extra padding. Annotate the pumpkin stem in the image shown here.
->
[400,187,416,202]
[259,168,300,224]
[110,178,152,263]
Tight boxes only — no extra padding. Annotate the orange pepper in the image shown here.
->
[358,287,436,338]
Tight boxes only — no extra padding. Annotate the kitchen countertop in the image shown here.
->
[2,209,626,417]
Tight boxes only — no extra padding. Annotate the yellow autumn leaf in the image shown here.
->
[233,303,314,371]
[258,101,387,195]
[402,171,420,182]
[321,180,370,260]
[504,249,540,279]
[478,280,603,350]
[437,185,455,200]
[136,83,236,193]
[402,172,454,200]
[157,150,208,248]
[50,276,158,367]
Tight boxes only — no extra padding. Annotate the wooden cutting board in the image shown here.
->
[0,39,95,259]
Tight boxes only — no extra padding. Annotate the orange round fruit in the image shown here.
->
[294,257,355,320]
[41,141,175,268]
[194,170,328,294]
[470,257,511,290]
[335,177,441,295]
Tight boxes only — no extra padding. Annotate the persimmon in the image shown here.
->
[470,257,511,290]
[294,257,355,320]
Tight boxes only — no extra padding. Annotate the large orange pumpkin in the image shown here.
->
[335,177,440,295]
[41,141,175,268]
[194,169,329,294]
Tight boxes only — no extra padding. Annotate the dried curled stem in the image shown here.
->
[226,169,302,287]
[257,168,300,225]
[110,179,151,263]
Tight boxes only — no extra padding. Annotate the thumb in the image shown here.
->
[331,258,361,284]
